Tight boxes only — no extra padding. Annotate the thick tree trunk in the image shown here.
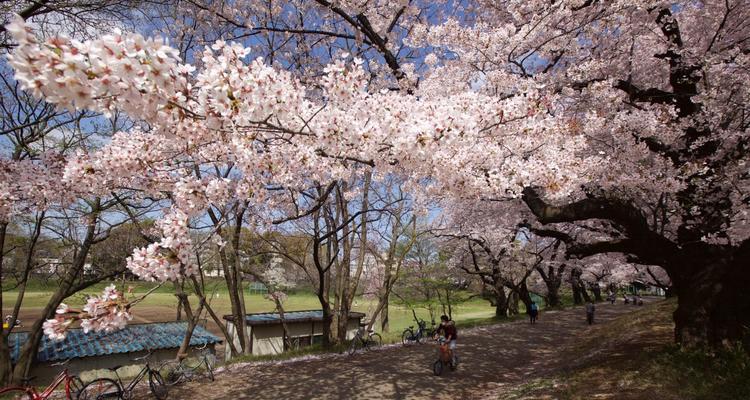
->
[547,285,561,308]
[537,263,565,308]
[494,287,509,318]
[671,245,750,349]
[571,273,583,305]
[507,290,519,315]
[590,284,602,302]
[518,281,534,312]
[570,267,591,305]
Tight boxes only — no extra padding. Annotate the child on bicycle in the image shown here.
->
[436,315,458,365]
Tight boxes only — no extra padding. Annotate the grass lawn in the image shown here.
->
[1,279,499,338]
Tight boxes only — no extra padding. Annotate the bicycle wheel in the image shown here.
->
[148,370,168,400]
[401,329,414,346]
[347,337,362,355]
[204,357,214,382]
[184,355,215,382]
[415,330,424,344]
[0,388,33,400]
[433,360,443,376]
[77,378,122,400]
[69,376,85,398]
[366,333,382,351]
[157,360,184,386]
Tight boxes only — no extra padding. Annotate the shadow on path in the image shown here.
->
[168,300,658,400]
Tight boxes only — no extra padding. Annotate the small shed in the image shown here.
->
[9,322,222,384]
[222,310,365,361]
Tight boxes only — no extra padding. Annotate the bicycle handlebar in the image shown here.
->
[132,350,153,361]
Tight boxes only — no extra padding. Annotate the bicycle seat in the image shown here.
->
[21,376,36,384]
[408,325,414,329]
[107,365,123,372]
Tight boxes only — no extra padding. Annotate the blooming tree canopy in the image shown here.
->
[4,0,750,348]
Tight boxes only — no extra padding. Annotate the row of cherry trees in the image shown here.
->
[0,0,747,385]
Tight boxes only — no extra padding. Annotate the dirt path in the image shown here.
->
[170,300,657,400]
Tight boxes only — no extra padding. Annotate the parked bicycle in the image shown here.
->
[347,324,382,355]
[401,310,435,346]
[77,351,167,400]
[432,337,458,376]
[157,343,215,386]
[0,359,83,400]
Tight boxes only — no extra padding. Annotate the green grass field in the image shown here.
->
[1,278,501,338]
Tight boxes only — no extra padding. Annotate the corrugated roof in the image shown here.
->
[8,322,221,363]
[223,309,366,325]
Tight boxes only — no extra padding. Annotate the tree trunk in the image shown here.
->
[380,291,390,332]
[174,293,204,359]
[518,281,534,312]
[507,290,519,315]
[190,277,238,355]
[537,263,565,308]
[494,287,508,318]
[590,283,602,302]
[547,282,561,308]
[570,267,591,304]
[671,245,750,349]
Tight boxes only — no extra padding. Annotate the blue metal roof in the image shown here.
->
[224,310,365,325]
[248,310,323,324]
[245,310,365,325]
[8,322,221,363]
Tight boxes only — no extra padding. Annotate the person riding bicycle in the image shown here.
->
[435,315,458,365]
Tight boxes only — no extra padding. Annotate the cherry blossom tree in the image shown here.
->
[4,0,749,352]
[414,0,750,349]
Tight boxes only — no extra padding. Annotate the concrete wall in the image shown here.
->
[224,321,253,362]
[29,344,216,385]
[252,325,284,355]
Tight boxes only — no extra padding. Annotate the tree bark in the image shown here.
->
[517,280,534,312]
[507,290,519,315]
[590,283,602,302]
[570,267,591,305]
[671,244,750,349]
[493,286,509,318]
[537,263,565,308]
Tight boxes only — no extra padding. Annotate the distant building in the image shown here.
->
[222,310,365,362]
[9,322,221,384]
[35,258,64,275]
[349,252,378,274]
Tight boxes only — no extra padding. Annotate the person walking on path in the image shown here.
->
[585,301,596,325]
[528,301,539,324]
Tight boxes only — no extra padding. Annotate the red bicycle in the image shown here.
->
[0,359,83,399]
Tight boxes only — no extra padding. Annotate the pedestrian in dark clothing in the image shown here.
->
[585,301,595,325]
[528,301,539,324]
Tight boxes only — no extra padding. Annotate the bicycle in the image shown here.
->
[347,324,382,355]
[157,343,215,386]
[0,359,83,400]
[77,351,167,400]
[401,311,436,346]
[432,337,458,376]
